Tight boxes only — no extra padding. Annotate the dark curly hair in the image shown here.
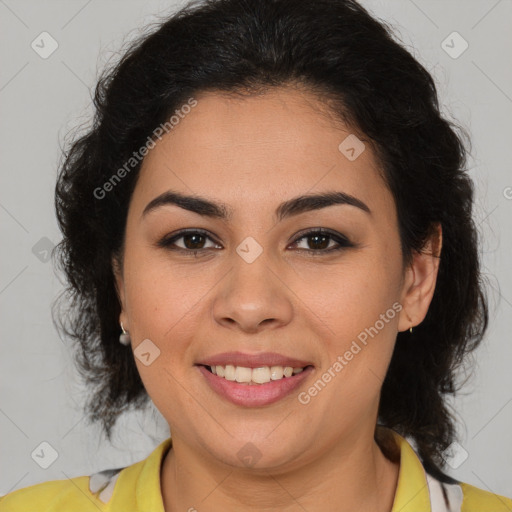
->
[52,0,488,483]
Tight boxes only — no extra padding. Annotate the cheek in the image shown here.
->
[298,253,402,394]
[123,246,211,331]
[301,255,401,335]
[123,255,208,411]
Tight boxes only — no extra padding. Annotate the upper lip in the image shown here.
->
[196,351,313,369]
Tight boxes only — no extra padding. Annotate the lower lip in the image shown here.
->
[197,365,314,407]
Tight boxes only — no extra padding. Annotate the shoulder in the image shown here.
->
[0,467,124,512]
[0,476,98,512]
[0,438,172,512]
[460,481,512,512]
[383,427,512,512]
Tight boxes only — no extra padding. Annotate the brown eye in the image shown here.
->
[290,229,353,254]
[181,233,207,250]
[157,229,221,255]
[305,233,330,250]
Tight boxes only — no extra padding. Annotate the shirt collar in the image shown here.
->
[135,437,172,512]
[388,429,432,512]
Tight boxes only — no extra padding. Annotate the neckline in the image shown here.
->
[132,429,432,512]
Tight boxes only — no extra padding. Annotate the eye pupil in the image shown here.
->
[184,234,205,249]
[309,234,329,250]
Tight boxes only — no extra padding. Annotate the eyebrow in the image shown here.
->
[142,189,371,222]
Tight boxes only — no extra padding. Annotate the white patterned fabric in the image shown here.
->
[88,467,125,504]
[426,473,464,512]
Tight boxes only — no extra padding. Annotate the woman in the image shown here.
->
[1,0,510,510]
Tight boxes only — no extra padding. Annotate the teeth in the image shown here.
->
[208,365,306,384]
[225,364,236,381]
[235,366,252,383]
[270,366,283,380]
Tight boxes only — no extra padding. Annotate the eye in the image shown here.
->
[289,228,354,254]
[157,228,221,257]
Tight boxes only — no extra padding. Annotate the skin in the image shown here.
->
[113,85,442,512]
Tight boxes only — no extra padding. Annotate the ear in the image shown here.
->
[398,223,442,332]
[112,254,127,327]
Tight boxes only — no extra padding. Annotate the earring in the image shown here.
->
[409,326,413,334]
[119,322,131,346]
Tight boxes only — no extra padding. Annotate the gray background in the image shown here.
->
[1,0,511,499]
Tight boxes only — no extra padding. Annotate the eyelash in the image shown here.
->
[157,228,354,257]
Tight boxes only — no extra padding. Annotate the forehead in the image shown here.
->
[132,87,393,219]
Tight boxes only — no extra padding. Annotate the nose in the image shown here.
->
[212,249,294,334]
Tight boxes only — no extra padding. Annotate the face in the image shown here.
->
[113,86,439,470]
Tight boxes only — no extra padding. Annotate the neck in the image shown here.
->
[160,426,400,512]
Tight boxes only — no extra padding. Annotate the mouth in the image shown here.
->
[201,363,314,385]
[196,363,315,407]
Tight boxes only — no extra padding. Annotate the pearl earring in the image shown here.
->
[409,326,413,334]
[119,322,131,346]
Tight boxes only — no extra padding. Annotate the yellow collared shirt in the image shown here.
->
[1,431,511,511]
